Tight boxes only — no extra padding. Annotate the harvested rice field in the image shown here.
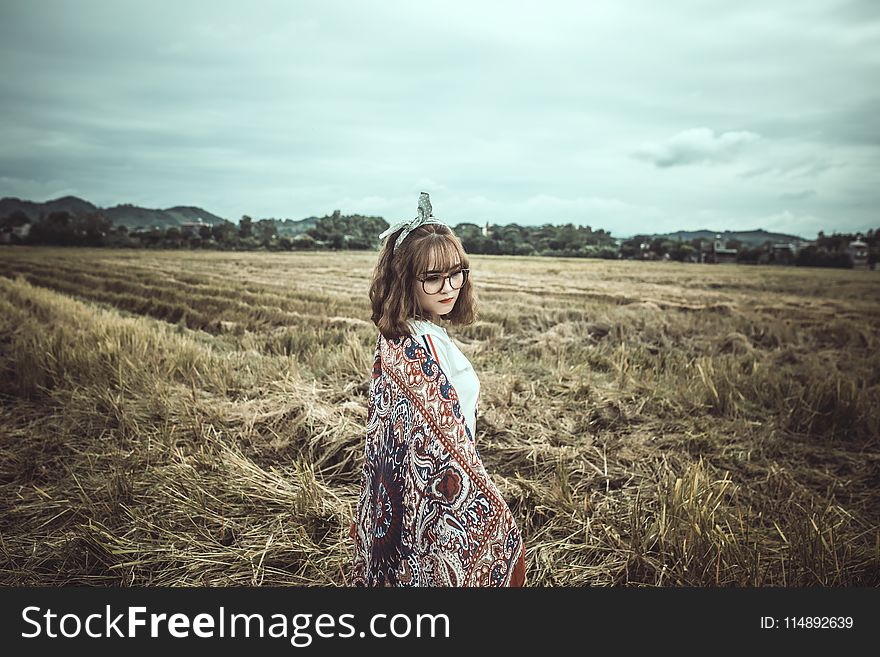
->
[1,246,878,586]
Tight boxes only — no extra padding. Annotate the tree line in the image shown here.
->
[619,232,878,267]
[1,207,877,267]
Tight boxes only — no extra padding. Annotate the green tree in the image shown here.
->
[292,233,317,250]
[75,211,112,246]
[254,219,277,245]
[1,210,30,229]
[669,242,696,262]
[212,220,238,245]
[29,211,75,245]
[239,215,253,238]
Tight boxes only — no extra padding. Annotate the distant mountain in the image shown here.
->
[0,195,330,233]
[0,195,229,230]
[273,216,319,236]
[624,228,809,246]
[160,205,229,227]
[0,196,814,244]
[102,203,228,230]
[0,195,99,221]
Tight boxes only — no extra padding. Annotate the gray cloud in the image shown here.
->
[832,0,880,23]
[0,0,877,236]
[633,128,761,168]
[738,157,840,180]
[748,96,880,147]
[778,189,816,201]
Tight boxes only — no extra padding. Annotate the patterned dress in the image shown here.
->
[407,318,480,441]
[350,329,525,586]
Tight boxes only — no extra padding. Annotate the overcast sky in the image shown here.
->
[1,0,877,238]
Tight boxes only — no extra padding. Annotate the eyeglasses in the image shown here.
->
[417,268,469,295]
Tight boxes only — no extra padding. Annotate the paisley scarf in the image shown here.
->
[350,331,524,586]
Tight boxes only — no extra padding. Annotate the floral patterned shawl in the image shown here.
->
[350,331,524,586]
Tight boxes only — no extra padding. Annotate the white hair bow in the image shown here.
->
[378,192,446,253]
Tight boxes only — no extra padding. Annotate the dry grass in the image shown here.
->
[1,246,878,586]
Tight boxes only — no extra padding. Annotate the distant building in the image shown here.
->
[701,234,737,263]
[770,242,796,265]
[482,221,491,237]
[769,239,814,265]
[848,239,869,269]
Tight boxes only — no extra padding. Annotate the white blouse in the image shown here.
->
[407,318,481,439]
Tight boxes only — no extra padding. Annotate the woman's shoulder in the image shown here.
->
[407,320,452,366]
[407,318,450,340]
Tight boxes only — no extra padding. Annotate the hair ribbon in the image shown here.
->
[378,192,446,253]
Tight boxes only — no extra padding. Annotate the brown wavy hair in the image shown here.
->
[369,223,476,340]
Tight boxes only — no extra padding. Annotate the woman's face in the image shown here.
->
[415,252,464,322]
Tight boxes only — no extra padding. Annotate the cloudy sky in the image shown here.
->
[1,0,877,238]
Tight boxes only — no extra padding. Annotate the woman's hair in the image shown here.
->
[369,223,476,339]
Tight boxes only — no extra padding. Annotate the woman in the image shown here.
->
[349,192,526,587]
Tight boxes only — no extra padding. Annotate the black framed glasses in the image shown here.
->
[417,268,469,295]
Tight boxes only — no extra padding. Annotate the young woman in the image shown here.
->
[349,192,526,587]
